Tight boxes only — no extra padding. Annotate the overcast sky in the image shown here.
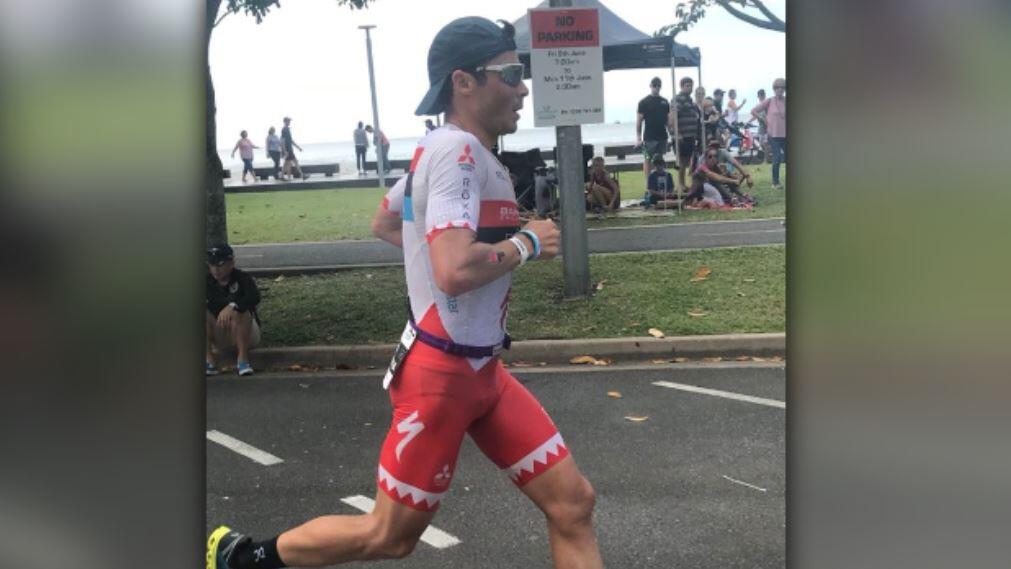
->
[210,0,785,145]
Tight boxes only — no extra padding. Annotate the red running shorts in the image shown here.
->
[376,342,569,511]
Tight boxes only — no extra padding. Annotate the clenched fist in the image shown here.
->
[521,219,561,260]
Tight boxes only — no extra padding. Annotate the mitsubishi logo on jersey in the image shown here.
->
[395,410,424,462]
[433,464,452,487]
[458,144,476,165]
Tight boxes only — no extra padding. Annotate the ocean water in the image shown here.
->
[218,122,638,173]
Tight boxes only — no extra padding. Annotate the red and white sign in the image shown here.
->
[529,8,604,127]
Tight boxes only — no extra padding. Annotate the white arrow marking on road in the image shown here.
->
[341,495,461,549]
[206,430,284,466]
[652,381,785,408]
[722,475,768,492]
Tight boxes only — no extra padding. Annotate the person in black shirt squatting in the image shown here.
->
[206,244,262,377]
[636,76,671,179]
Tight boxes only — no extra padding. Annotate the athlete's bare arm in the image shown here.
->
[371,205,403,248]
[429,219,559,297]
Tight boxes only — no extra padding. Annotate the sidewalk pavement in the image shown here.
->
[238,333,785,373]
[235,218,786,276]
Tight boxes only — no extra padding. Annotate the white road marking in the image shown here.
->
[652,381,785,408]
[206,430,284,466]
[722,475,768,492]
[340,495,462,549]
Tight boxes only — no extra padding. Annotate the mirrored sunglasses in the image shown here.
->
[475,63,526,87]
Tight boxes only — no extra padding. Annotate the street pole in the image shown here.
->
[360,25,386,188]
[550,0,590,299]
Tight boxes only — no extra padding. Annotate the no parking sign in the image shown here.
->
[529,8,604,127]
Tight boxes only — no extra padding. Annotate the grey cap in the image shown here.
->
[415,17,517,116]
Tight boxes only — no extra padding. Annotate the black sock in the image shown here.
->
[232,536,286,569]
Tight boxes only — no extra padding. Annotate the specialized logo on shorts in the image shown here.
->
[433,464,452,487]
[395,410,424,462]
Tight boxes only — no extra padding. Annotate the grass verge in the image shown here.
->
[254,245,785,347]
[225,164,786,244]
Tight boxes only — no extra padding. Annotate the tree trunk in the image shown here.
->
[206,0,227,246]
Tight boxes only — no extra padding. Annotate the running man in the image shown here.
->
[207,17,603,569]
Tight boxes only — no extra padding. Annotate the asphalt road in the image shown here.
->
[234,218,785,272]
[207,362,785,568]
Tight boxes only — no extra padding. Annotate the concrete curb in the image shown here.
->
[248,333,785,371]
[246,263,401,278]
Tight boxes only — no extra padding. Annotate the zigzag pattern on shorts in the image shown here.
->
[377,464,445,510]
[505,432,568,484]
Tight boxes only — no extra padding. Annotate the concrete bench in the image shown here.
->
[302,163,340,177]
[604,145,640,160]
[251,163,340,180]
[365,159,412,173]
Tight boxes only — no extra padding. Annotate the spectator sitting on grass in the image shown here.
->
[695,144,756,206]
[683,170,725,210]
[206,244,261,377]
[585,156,620,215]
[645,155,678,209]
[707,137,755,182]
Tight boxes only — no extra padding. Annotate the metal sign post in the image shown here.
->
[359,25,386,188]
[531,0,603,299]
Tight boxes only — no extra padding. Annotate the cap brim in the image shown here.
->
[415,75,448,116]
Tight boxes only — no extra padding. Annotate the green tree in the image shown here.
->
[658,0,785,36]
[206,0,371,246]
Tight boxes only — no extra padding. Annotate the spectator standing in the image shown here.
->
[205,244,261,377]
[752,78,786,188]
[725,89,745,126]
[353,121,369,176]
[712,88,725,115]
[424,119,437,134]
[693,85,706,107]
[724,89,747,145]
[280,116,304,180]
[230,130,259,184]
[753,88,770,162]
[365,124,391,174]
[673,76,702,191]
[265,127,283,180]
[711,88,728,144]
[635,77,671,180]
[702,98,721,149]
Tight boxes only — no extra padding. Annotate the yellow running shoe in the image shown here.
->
[207,525,250,569]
